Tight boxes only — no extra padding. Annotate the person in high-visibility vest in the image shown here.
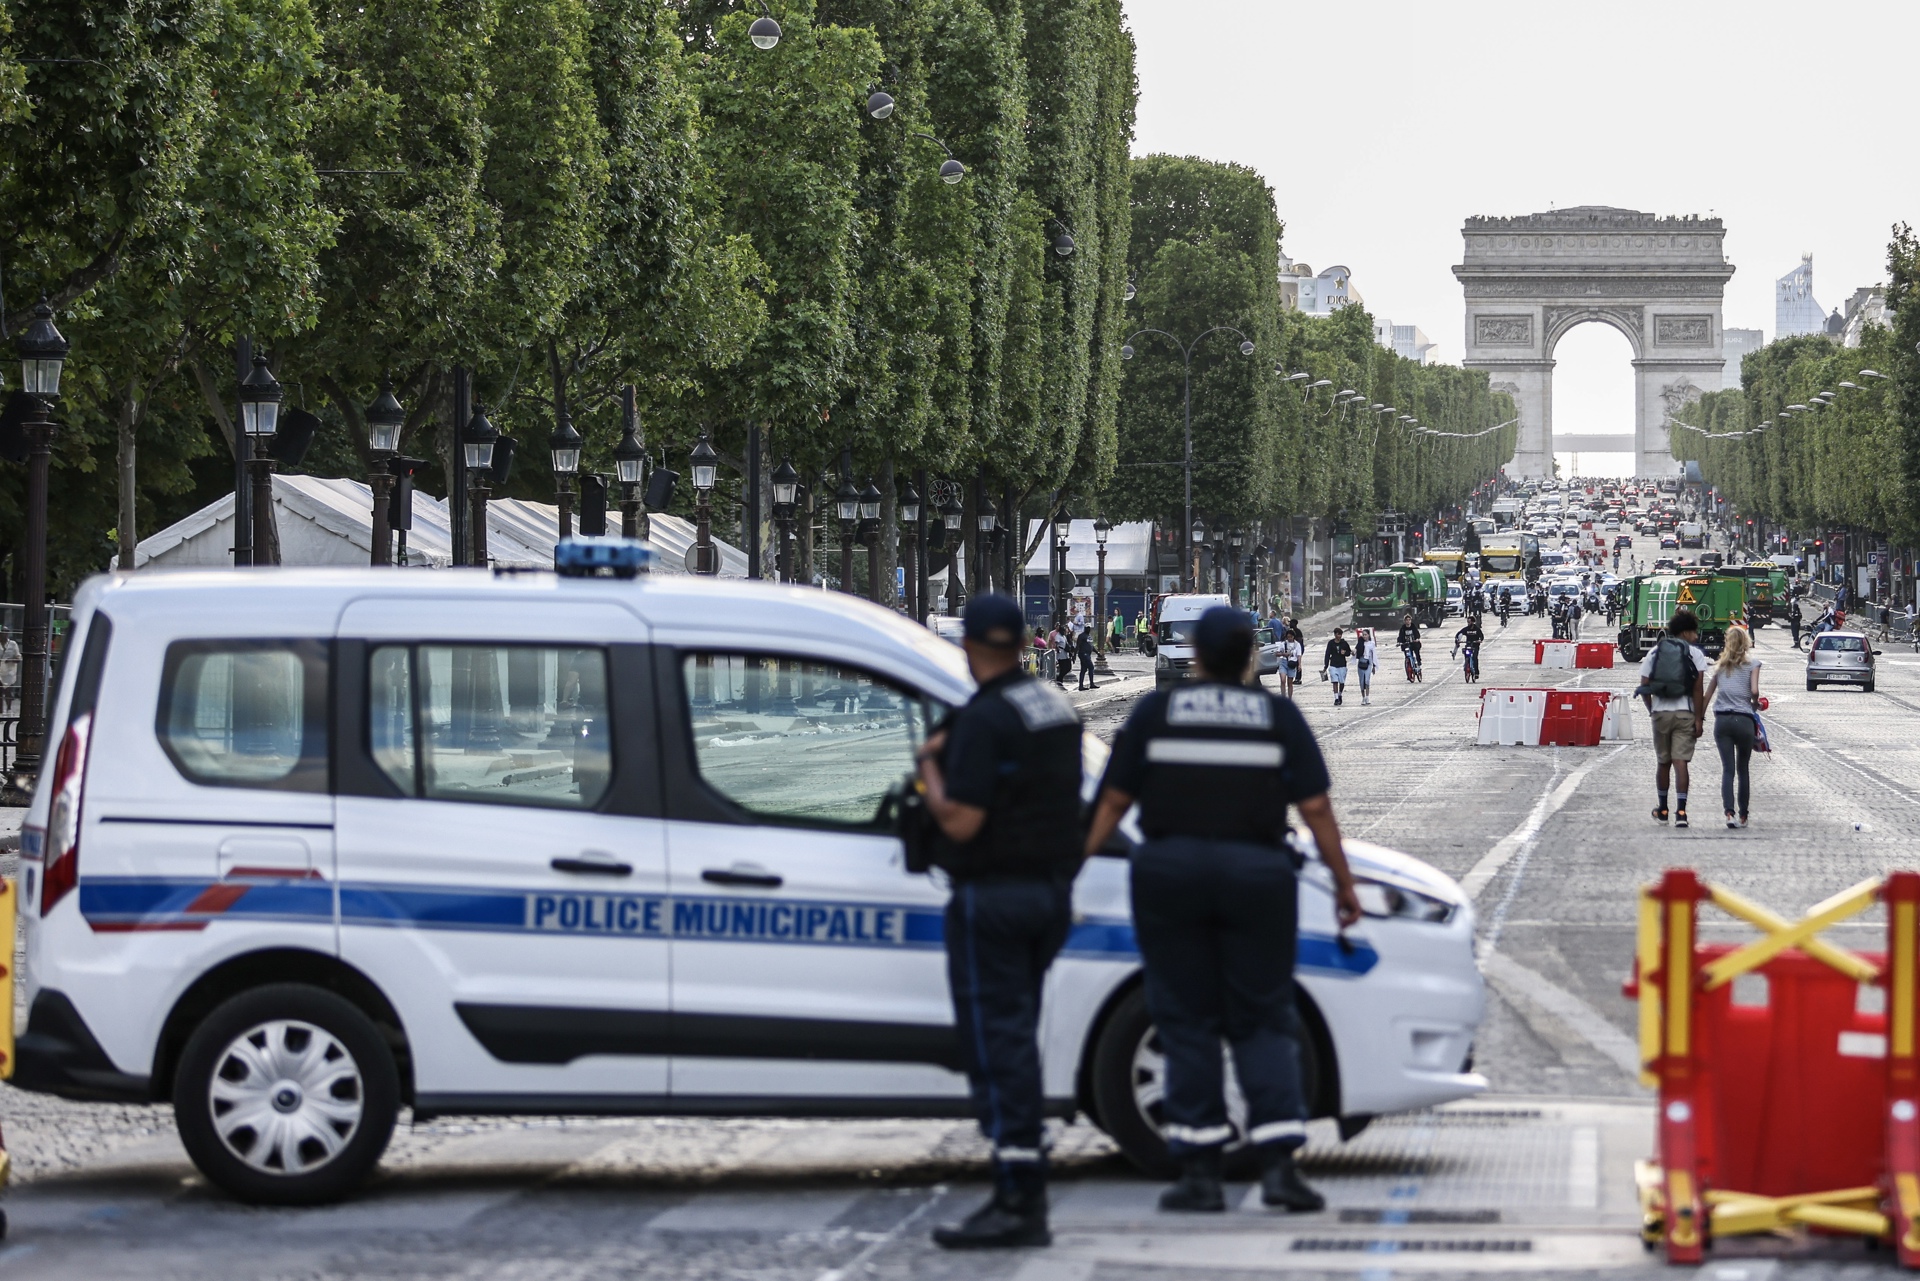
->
[1136,613,1153,653]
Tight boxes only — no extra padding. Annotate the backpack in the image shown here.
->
[1641,636,1693,700]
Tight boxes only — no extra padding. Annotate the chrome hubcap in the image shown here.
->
[209,1019,363,1175]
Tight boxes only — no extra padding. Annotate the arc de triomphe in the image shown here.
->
[1453,207,1735,479]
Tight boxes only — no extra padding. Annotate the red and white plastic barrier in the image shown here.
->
[1477,687,1633,746]
[1534,639,1577,669]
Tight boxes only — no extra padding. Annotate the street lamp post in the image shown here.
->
[1052,507,1073,628]
[771,458,799,581]
[4,301,68,802]
[365,381,405,566]
[615,389,645,541]
[941,491,964,614]
[859,477,883,603]
[899,482,921,618]
[1094,515,1112,674]
[464,403,498,564]
[976,508,998,597]
[238,355,284,566]
[691,434,719,574]
[551,411,583,540]
[1230,528,1245,605]
[1119,325,1255,590]
[1190,518,1207,592]
[836,474,859,593]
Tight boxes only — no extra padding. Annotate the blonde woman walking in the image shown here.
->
[1703,627,1762,829]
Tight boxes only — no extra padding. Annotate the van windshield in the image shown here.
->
[1158,619,1199,644]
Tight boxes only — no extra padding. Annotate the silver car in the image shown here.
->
[1806,630,1878,693]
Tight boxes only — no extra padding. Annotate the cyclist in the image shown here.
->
[1395,612,1423,683]
[1453,614,1485,682]
[1497,588,1512,628]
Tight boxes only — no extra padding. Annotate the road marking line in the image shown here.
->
[1567,1127,1599,1209]
[1460,744,1631,901]
[1480,949,1641,1078]
[813,1185,946,1281]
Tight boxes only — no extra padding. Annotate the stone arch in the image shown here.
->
[1453,207,1735,478]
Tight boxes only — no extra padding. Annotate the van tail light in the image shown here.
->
[41,712,92,916]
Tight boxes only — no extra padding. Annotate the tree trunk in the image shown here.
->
[117,381,139,571]
[879,460,897,609]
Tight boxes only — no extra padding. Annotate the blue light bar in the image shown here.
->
[554,538,654,578]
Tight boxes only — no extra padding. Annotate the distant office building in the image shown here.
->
[1839,286,1888,348]
[1372,317,1437,364]
[1278,251,1363,316]
[1720,328,1764,388]
[1776,254,1824,338]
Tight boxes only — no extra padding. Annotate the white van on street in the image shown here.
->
[15,562,1486,1204]
[1152,593,1231,689]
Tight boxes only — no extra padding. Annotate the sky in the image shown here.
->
[1124,0,1920,475]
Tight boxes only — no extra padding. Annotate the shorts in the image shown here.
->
[1328,666,1348,684]
[1652,710,1699,764]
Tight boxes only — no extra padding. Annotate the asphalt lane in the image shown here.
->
[6,528,1918,1277]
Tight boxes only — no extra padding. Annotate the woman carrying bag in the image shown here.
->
[1703,626,1762,829]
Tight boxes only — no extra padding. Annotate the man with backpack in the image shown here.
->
[1636,608,1712,829]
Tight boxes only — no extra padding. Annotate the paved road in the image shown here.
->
[5,529,1917,1277]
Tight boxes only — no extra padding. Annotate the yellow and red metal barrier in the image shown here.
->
[1627,868,1920,1264]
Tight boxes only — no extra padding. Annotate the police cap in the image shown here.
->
[962,593,1025,649]
[1193,605,1254,675]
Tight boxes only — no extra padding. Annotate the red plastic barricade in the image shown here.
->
[1576,642,1615,669]
[1539,690,1609,746]
[1629,870,1920,1265]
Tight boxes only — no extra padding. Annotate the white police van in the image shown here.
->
[16,560,1485,1204]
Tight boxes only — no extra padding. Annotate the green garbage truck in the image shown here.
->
[1396,562,1449,628]
[1353,568,1415,630]
[1617,572,1749,661]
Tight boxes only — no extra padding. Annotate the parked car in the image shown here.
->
[1806,631,1878,692]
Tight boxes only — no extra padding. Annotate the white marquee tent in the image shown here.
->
[130,474,747,575]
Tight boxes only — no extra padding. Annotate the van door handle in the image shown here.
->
[701,867,784,889]
[551,857,633,876]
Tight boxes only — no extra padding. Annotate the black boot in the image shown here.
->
[932,1165,1050,1249]
[1159,1147,1227,1212]
[1259,1144,1325,1212]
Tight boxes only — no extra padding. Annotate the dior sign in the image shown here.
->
[1655,315,1713,346]
[1475,315,1534,346]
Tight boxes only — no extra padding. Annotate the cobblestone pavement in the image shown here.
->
[3,539,1915,1276]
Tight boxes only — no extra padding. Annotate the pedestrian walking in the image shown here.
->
[1137,611,1153,654]
[1787,596,1802,649]
[1704,626,1762,830]
[1321,627,1353,707]
[1109,608,1127,657]
[1636,608,1711,829]
[1082,607,1363,1215]
[0,627,18,716]
[1050,624,1071,687]
[916,595,1085,1249]
[1076,625,1096,690]
[1354,627,1377,705]
[1276,628,1303,700]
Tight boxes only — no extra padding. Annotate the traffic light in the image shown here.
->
[578,474,609,537]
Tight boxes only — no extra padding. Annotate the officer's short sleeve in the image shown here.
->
[942,704,1005,809]
[1100,696,1158,798]
[1274,697,1332,803]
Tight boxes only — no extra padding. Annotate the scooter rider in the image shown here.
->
[1083,607,1363,1215]
[916,594,1086,1250]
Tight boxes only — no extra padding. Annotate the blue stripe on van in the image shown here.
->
[73,877,1377,976]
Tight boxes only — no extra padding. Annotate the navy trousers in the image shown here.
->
[945,877,1073,1166]
[1131,835,1309,1154]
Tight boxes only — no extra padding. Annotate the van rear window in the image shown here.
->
[158,640,329,791]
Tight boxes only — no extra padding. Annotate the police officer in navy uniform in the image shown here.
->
[916,593,1085,1249]
[1084,606,1362,1212]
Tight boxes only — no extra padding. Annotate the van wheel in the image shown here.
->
[173,984,399,1205]
[1089,985,1325,1180]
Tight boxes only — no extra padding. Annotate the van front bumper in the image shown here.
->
[12,989,151,1103]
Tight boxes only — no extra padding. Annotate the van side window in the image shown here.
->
[158,640,329,791]
[368,644,612,809]
[679,653,931,827]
